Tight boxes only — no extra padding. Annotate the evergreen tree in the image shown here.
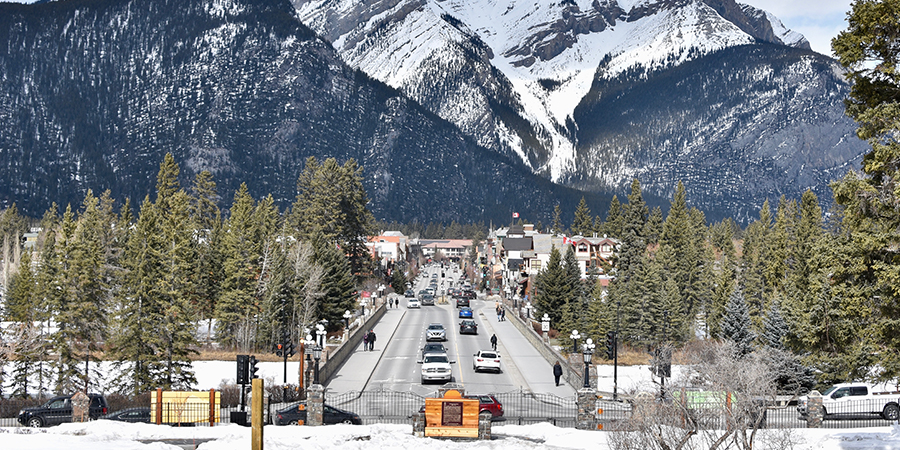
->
[217,184,260,350]
[313,233,357,332]
[740,200,771,328]
[571,197,593,236]
[722,289,755,357]
[289,157,374,277]
[391,267,407,293]
[551,204,564,235]
[617,179,648,282]
[533,246,568,325]
[761,298,788,350]
[644,206,664,246]
[599,196,624,238]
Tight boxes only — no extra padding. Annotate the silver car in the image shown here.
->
[426,323,446,341]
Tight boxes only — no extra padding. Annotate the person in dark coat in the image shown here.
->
[367,329,376,351]
[553,361,563,386]
[490,334,498,351]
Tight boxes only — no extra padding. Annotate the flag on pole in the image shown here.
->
[512,212,519,218]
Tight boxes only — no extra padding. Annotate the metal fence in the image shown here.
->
[327,388,427,425]
[494,389,578,427]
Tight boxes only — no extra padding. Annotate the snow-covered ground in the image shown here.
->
[3,419,900,450]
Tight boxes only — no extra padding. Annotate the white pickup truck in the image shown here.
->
[798,383,900,420]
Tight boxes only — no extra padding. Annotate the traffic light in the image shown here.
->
[605,331,616,360]
[249,355,260,379]
[236,354,249,385]
[275,343,284,357]
[287,342,296,357]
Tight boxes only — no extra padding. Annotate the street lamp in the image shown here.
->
[541,314,550,342]
[582,338,595,389]
[525,302,532,319]
[313,343,322,385]
[316,323,326,348]
[570,330,581,354]
[305,334,315,387]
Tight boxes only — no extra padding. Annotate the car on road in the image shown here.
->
[273,402,362,425]
[456,297,470,308]
[404,289,415,298]
[105,407,151,423]
[426,323,446,341]
[420,343,447,360]
[421,294,435,306]
[473,350,501,373]
[17,393,109,427]
[458,306,473,318]
[407,297,420,308]
[420,352,454,384]
[459,319,478,335]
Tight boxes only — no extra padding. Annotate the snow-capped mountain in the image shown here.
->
[294,0,863,219]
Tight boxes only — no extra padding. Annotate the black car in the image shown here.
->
[459,319,478,335]
[420,343,447,360]
[273,402,362,425]
[18,393,109,427]
[105,407,151,423]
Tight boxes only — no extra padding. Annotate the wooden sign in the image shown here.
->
[424,390,479,438]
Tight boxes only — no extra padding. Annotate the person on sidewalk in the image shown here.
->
[553,361,563,386]
[501,308,506,322]
[490,334,498,351]
[363,334,369,351]
[367,329,376,351]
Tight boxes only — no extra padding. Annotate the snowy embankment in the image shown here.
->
[3,420,900,450]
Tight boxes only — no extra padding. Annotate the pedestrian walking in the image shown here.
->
[367,329,377,351]
[553,361,563,386]
[363,334,369,351]
[490,334,498,351]
[496,306,502,321]
[501,308,506,321]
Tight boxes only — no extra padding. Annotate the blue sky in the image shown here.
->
[742,0,853,56]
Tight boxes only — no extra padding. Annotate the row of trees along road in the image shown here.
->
[0,154,373,397]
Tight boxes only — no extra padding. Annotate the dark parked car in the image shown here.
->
[459,319,478,335]
[18,393,109,427]
[105,407,151,423]
[273,402,362,425]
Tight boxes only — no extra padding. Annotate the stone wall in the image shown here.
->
[505,301,581,388]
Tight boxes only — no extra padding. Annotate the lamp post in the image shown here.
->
[541,314,550,343]
[582,338,595,389]
[342,310,352,342]
[304,334,315,388]
[316,323,326,348]
[313,343,322,385]
[525,302,533,319]
[570,330,581,354]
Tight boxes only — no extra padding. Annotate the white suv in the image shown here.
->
[426,323,446,341]
[473,350,502,373]
[420,352,453,383]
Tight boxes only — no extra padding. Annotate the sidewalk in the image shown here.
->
[324,297,406,394]
[476,296,577,396]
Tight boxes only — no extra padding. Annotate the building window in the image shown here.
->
[602,244,610,252]
[578,244,588,252]
[531,260,542,270]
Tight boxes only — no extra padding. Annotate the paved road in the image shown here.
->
[326,263,576,398]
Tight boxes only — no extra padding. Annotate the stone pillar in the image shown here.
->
[478,411,493,440]
[71,392,90,423]
[412,412,425,437]
[576,388,598,430]
[806,390,823,428]
[307,384,325,426]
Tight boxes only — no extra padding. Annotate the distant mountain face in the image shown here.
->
[294,0,866,220]
[0,0,612,223]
